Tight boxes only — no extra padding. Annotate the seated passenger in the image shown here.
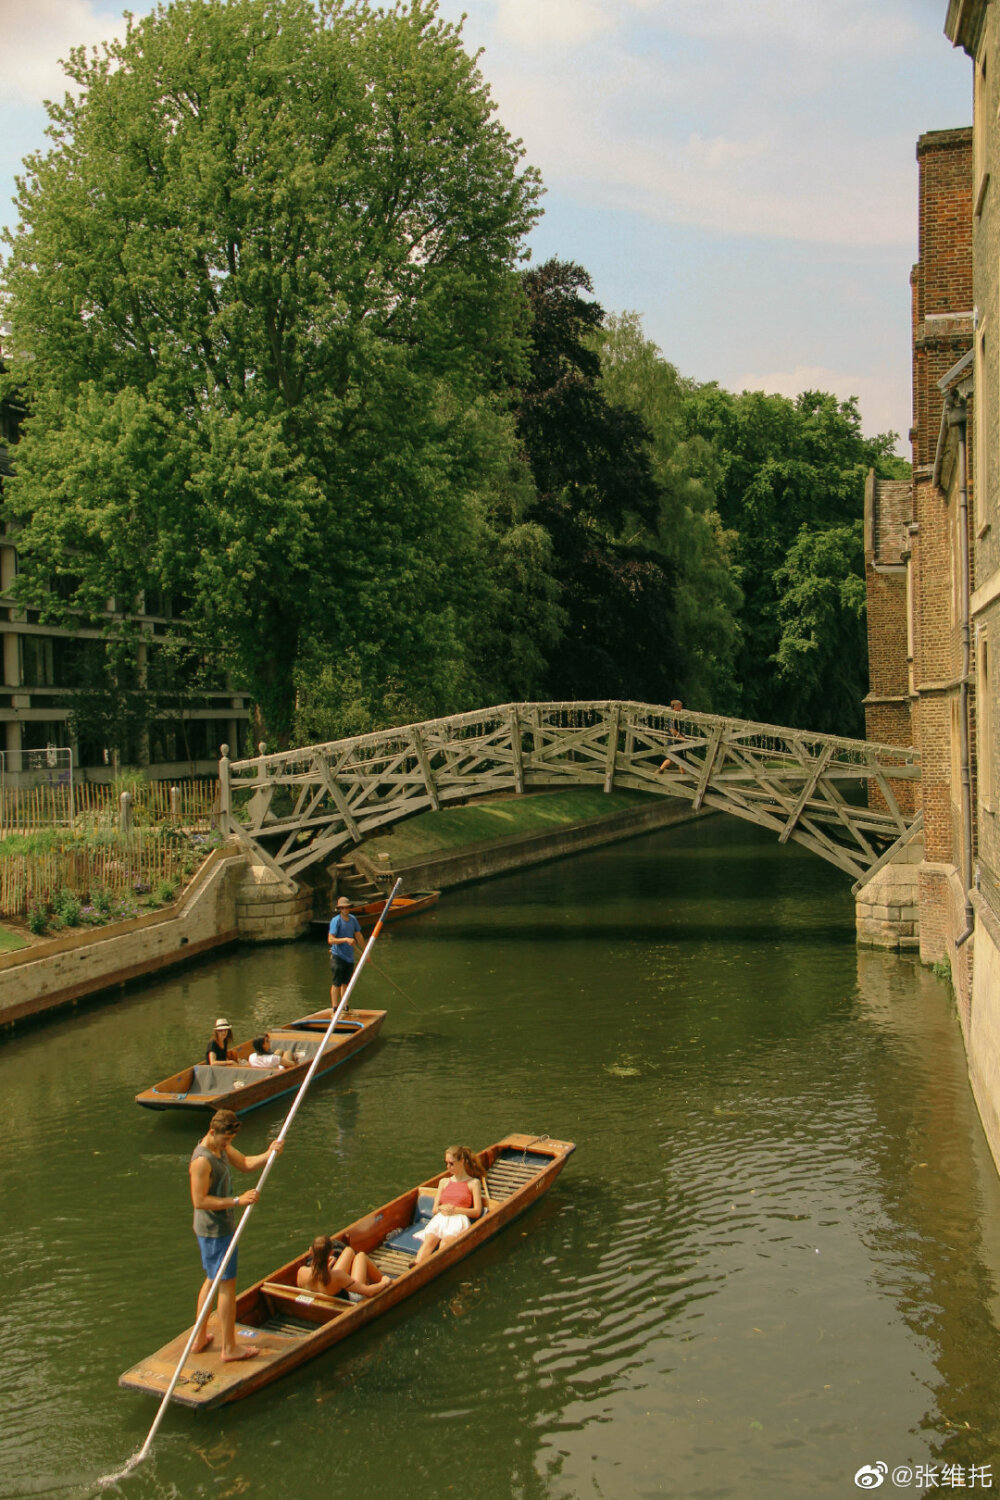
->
[247,1034,297,1069]
[414,1145,485,1266]
[296,1234,385,1300]
[205,1018,238,1066]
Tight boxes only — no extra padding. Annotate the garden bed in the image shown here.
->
[0,826,226,936]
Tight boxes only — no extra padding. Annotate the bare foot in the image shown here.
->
[192,1333,214,1354]
[221,1346,260,1363]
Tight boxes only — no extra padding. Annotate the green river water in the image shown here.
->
[3,816,1000,1500]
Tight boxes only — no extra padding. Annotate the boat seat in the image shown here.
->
[383,1191,436,1256]
[286,1018,364,1033]
[261,1280,352,1310]
[183,1065,260,1095]
[267,1035,323,1061]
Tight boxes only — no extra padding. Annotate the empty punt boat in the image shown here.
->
[311,890,440,937]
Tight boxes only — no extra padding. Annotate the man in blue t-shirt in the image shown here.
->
[328,896,364,1013]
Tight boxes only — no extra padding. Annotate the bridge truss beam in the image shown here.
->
[220,702,920,884]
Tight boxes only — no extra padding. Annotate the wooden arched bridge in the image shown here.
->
[219,701,920,890]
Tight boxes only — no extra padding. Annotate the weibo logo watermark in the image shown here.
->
[854,1461,993,1488]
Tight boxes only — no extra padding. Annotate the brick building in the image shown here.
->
[943,0,1000,1167]
[908,127,976,993]
[862,470,912,765]
[865,4,1000,1174]
[861,127,974,952]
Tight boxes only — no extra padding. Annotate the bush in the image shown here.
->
[27,900,49,935]
[154,879,177,905]
[91,887,114,916]
[51,888,82,927]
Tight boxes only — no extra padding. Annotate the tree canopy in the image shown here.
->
[1,0,540,741]
[682,385,905,734]
[1,1,904,750]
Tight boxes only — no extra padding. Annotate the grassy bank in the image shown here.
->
[0,924,28,954]
[370,788,660,862]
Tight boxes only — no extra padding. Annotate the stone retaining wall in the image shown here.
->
[353,797,711,892]
[855,833,923,951]
[0,847,246,1031]
[235,864,313,941]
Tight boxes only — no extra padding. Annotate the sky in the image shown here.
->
[0,0,975,449]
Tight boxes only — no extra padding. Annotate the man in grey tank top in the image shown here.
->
[189,1108,284,1361]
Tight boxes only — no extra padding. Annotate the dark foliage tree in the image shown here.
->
[514,259,680,702]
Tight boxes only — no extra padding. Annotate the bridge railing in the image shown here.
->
[219,701,920,884]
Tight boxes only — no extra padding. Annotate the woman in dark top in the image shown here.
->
[206,1018,237,1066]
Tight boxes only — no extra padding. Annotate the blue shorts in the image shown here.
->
[197,1233,237,1281]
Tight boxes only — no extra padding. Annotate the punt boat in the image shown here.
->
[311,889,440,937]
[134,1007,386,1115]
[119,1133,575,1408]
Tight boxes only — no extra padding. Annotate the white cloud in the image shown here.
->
[637,0,926,56]
[492,65,914,246]
[494,0,614,48]
[735,364,910,444]
[487,0,927,60]
[452,0,968,250]
[0,0,127,106]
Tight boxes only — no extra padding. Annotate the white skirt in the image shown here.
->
[415,1212,470,1242]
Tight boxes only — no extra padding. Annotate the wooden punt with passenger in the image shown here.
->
[134,1008,386,1115]
[119,1133,575,1409]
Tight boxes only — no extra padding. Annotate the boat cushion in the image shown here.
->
[384,1192,436,1255]
[269,1037,322,1061]
[185,1065,261,1095]
[497,1148,552,1168]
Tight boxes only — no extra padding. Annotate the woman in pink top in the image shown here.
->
[414,1146,485,1266]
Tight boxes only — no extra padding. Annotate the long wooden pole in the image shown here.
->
[99,878,403,1487]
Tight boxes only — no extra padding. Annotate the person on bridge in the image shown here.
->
[656,700,688,774]
[328,896,365,1013]
[189,1109,283,1361]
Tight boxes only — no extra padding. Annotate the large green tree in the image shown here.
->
[683,385,905,734]
[1,0,540,740]
[595,313,741,711]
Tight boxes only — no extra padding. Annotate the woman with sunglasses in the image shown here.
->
[414,1146,486,1266]
[205,1018,237,1066]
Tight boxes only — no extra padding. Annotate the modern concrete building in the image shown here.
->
[0,342,251,779]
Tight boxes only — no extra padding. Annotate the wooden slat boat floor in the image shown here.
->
[119,1134,575,1409]
[368,1245,414,1276]
[485,1164,539,1198]
[260,1314,318,1337]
